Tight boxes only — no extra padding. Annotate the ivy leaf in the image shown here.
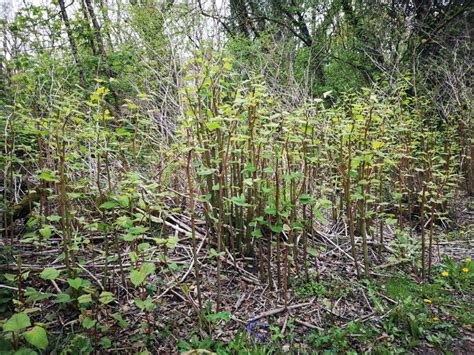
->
[23,326,48,350]
[3,313,31,332]
[39,268,60,281]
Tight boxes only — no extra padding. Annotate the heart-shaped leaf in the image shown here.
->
[40,268,60,281]
[3,313,31,332]
[23,326,48,350]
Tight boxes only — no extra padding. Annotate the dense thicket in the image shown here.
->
[0,0,472,353]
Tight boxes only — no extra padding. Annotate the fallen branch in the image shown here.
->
[248,300,314,322]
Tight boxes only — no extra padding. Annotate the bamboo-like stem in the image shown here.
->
[186,145,202,309]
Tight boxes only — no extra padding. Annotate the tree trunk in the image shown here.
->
[58,0,85,85]
[84,0,122,116]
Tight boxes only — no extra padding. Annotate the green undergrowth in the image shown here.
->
[0,256,472,354]
[175,256,473,354]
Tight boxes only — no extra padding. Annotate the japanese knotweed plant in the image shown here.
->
[180,55,328,298]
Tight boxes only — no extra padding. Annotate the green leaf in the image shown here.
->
[251,229,262,238]
[99,291,114,305]
[123,234,137,242]
[209,248,224,257]
[117,196,129,208]
[3,313,31,332]
[24,288,53,302]
[386,218,398,225]
[317,198,333,209]
[99,201,118,209]
[309,248,318,257]
[241,165,257,174]
[68,278,85,290]
[13,348,38,355]
[134,296,154,311]
[54,293,72,304]
[39,226,52,239]
[205,121,221,131]
[82,317,96,330]
[38,169,58,182]
[77,294,92,304]
[299,194,312,204]
[129,226,148,235]
[166,236,179,249]
[196,167,215,177]
[372,140,384,149]
[138,242,150,251]
[111,313,129,328]
[206,311,231,322]
[392,192,403,201]
[314,209,329,225]
[23,326,48,350]
[100,336,112,349]
[39,268,60,281]
[271,225,283,233]
[264,207,277,216]
[66,192,82,200]
[4,273,16,282]
[46,215,61,222]
[141,263,156,274]
[230,196,246,207]
[130,263,155,287]
[130,269,146,287]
